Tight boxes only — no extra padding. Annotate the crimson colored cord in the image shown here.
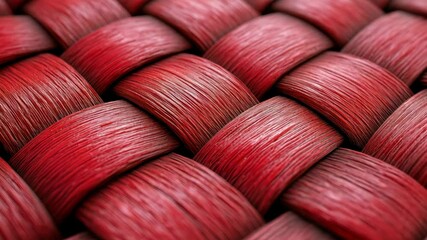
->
[204,13,332,99]
[363,90,427,186]
[421,72,427,88]
[0,54,102,155]
[194,96,343,214]
[282,148,427,240]
[277,52,412,148]
[343,12,427,85]
[117,0,148,14]
[389,0,427,17]
[25,0,130,48]
[143,0,258,51]
[244,0,273,12]
[65,233,96,240]
[0,158,59,240]
[62,17,190,94]
[78,153,263,240]
[115,54,258,154]
[272,0,382,46]
[369,0,389,8]
[0,16,56,65]
[0,0,11,14]
[245,212,333,240]
[10,100,179,223]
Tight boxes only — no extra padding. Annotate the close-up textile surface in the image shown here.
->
[0,0,426,239]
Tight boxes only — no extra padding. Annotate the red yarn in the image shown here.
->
[277,52,412,148]
[363,90,427,186]
[368,0,389,8]
[5,0,26,11]
[10,101,179,223]
[0,54,102,155]
[25,0,130,48]
[245,212,333,240]
[0,158,59,239]
[194,96,342,214]
[343,12,427,85]
[117,0,148,14]
[78,153,263,239]
[0,16,56,65]
[282,148,427,240]
[65,233,96,240]
[204,13,332,98]
[389,0,427,17]
[272,0,382,46]
[143,0,258,51]
[62,17,190,94]
[0,0,11,15]
[244,0,273,12]
[421,72,427,88]
[115,54,258,154]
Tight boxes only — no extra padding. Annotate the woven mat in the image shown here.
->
[0,0,426,239]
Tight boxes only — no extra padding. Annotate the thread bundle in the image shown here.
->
[277,52,412,148]
[194,96,343,214]
[144,0,257,51]
[62,17,190,94]
[363,90,427,186]
[0,16,56,65]
[205,13,332,98]
[272,0,382,46]
[0,0,11,14]
[25,0,130,48]
[117,0,148,14]
[0,54,102,155]
[343,12,427,85]
[78,153,263,239]
[282,148,427,240]
[389,0,427,16]
[115,54,258,154]
[10,101,179,223]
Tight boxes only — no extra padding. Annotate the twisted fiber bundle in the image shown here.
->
[277,52,412,148]
[389,0,427,17]
[194,96,343,214]
[115,54,258,154]
[0,16,56,65]
[25,0,129,48]
[0,0,11,15]
[363,90,427,186]
[272,0,382,46]
[144,0,257,51]
[205,13,332,99]
[0,158,59,240]
[65,233,96,240]
[343,11,427,85]
[245,212,333,240]
[0,54,101,155]
[62,17,190,94]
[244,0,272,12]
[282,148,427,240]
[78,154,263,240]
[10,101,179,223]
[118,0,148,14]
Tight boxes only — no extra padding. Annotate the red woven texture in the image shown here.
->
[0,0,426,239]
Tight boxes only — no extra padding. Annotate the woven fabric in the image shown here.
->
[0,0,426,239]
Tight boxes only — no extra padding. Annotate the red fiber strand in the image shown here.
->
[194,96,343,214]
[245,212,333,240]
[0,0,12,15]
[143,0,258,51]
[117,0,149,14]
[204,13,332,98]
[78,154,263,240]
[389,0,427,17]
[244,0,273,12]
[343,12,427,85]
[115,54,258,154]
[277,52,413,148]
[0,16,56,65]
[5,0,26,11]
[363,90,427,186]
[62,17,190,94]
[421,72,427,88]
[272,0,382,46]
[10,101,179,223]
[282,148,427,240]
[368,0,389,8]
[25,0,130,48]
[65,233,96,240]
[0,54,102,155]
[0,158,59,240]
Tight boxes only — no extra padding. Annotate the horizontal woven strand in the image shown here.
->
[282,148,427,240]
[10,101,179,223]
[62,16,190,94]
[78,153,263,240]
[0,54,102,155]
[194,96,342,214]
[204,13,332,99]
[277,51,412,148]
[115,53,258,154]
